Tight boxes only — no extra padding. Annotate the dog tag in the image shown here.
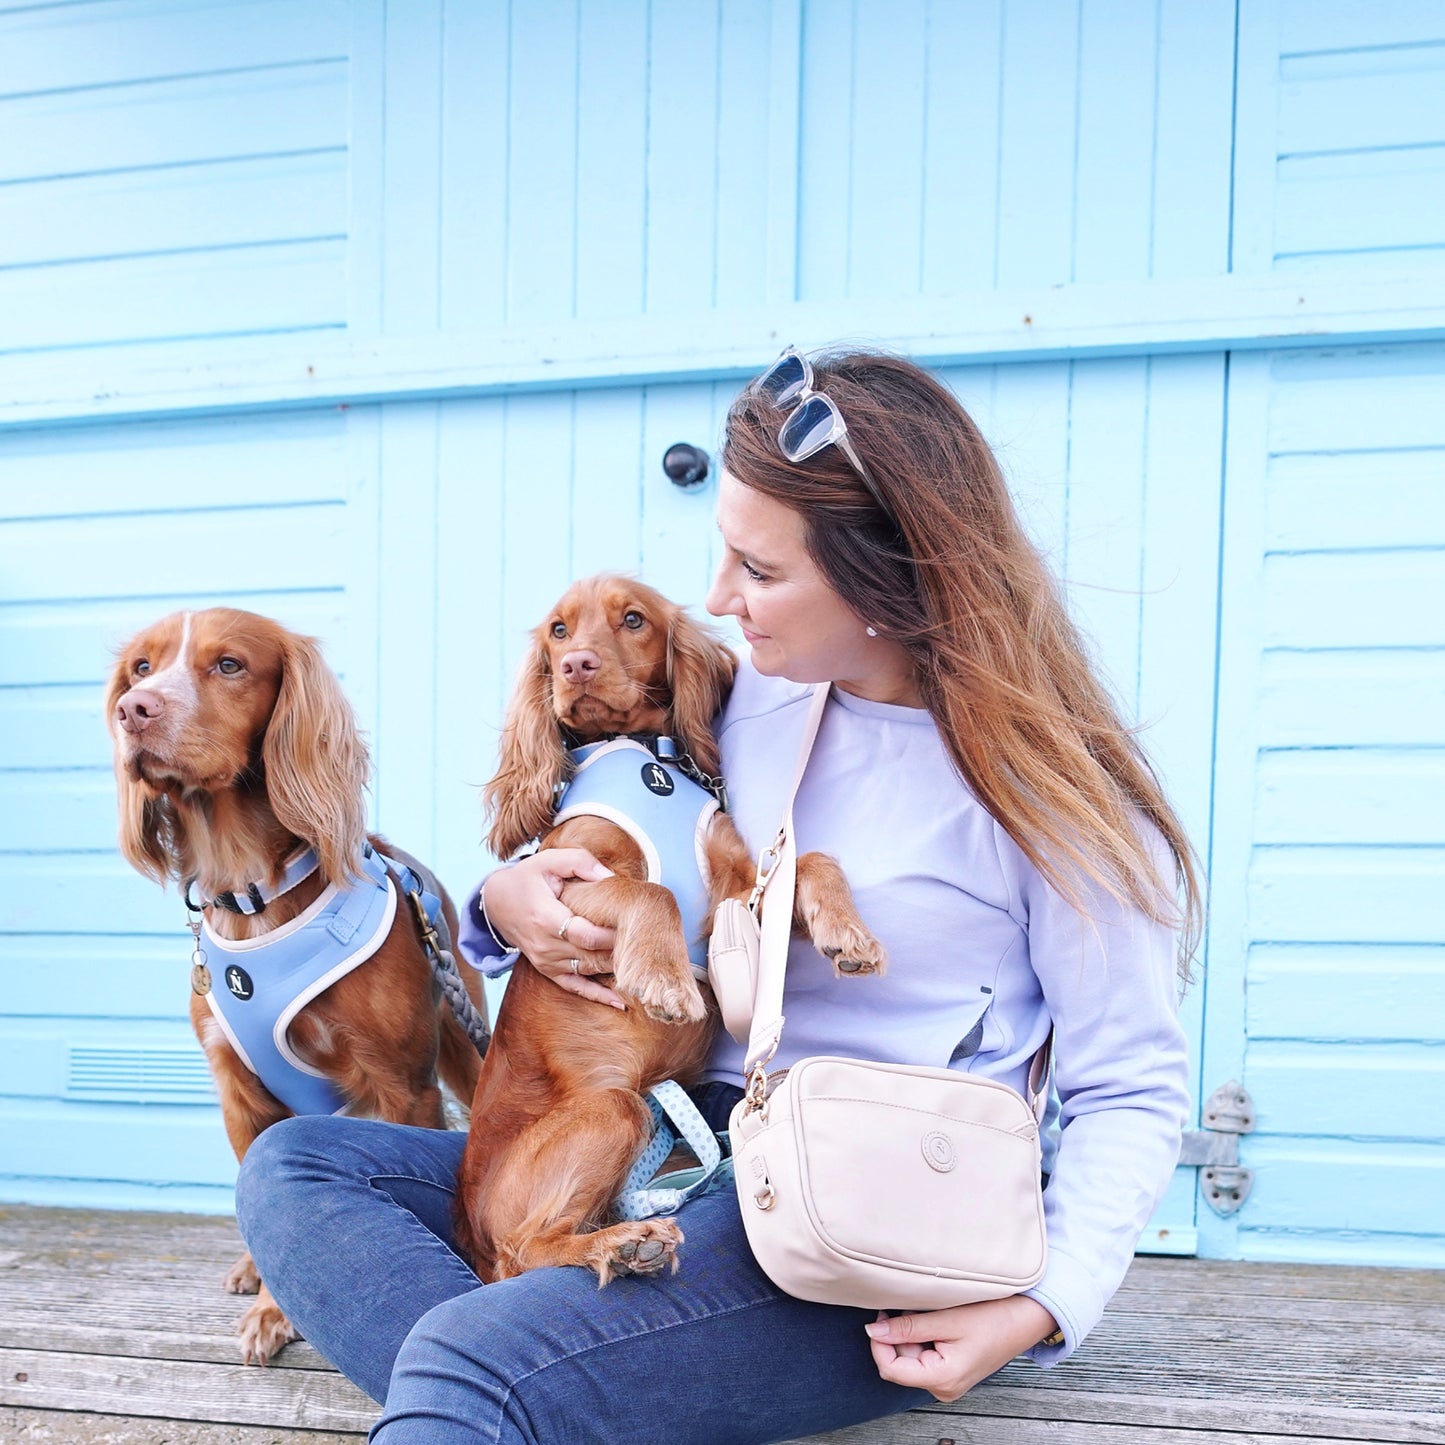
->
[190,947,212,996]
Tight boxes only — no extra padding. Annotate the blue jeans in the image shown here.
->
[235,1084,926,1443]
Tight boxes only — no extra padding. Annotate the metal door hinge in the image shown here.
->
[1178,1081,1255,1217]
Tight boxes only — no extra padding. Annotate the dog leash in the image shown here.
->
[615,1080,732,1221]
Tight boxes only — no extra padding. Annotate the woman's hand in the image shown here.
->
[865,1295,1059,1402]
[482,850,623,1008]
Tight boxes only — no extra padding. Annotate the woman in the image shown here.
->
[237,346,1200,1443]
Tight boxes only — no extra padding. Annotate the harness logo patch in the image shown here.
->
[224,965,254,1001]
[641,761,675,796]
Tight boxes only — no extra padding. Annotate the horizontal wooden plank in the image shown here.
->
[0,503,349,604]
[1276,147,1445,260]
[1253,749,1445,846]
[0,1404,364,1444]
[1247,846,1445,945]
[0,936,209,1020]
[0,409,349,522]
[1265,448,1445,552]
[1,771,130,854]
[1258,650,1445,749]
[0,688,113,772]
[1279,1,1445,57]
[0,151,347,270]
[0,268,1443,428]
[1245,1042,1445,1141]
[1239,1226,1445,1273]
[0,1348,376,1434]
[0,61,347,186]
[1247,944,1445,1043]
[1261,550,1445,650]
[0,241,346,354]
[0,1,347,97]
[1278,58,1445,157]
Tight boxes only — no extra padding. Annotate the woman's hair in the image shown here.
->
[723,348,1203,976]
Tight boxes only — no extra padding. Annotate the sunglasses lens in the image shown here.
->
[758,352,808,407]
[779,395,842,462]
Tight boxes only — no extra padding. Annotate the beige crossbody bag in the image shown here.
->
[719,683,1051,1310]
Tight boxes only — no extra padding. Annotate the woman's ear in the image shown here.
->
[484,632,567,859]
[665,609,737,782]
[262,633,370,884]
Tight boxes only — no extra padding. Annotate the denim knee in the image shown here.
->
[234,1114,331,1241]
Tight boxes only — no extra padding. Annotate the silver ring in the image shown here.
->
[568,957,581,975]
[557,914,574,942]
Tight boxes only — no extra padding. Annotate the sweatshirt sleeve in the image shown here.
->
[455,868,520,979]
[1004,829,1191,1366]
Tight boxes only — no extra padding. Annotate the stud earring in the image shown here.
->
[865,626,878,638]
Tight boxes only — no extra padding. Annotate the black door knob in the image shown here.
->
[662,443,710,489]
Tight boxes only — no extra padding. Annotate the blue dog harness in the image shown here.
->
[555,737,721,971]
[198,845,449,1116]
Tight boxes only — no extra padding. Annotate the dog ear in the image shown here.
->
[262,632,370,885]
[105,655,176,883]
[485,632,567,859]
[665,608,737,782]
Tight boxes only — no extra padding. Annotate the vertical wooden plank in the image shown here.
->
[1231,0,1283,273]
[921,0,1004,294]
[1152,0,1237,277]
[381,0,444,331]
[639,382,725,611]
[795,0,855,301]
[1072,0,1158,282]
[339,406,384,799]
[575,0,647,319]
[439,0,511,331]
[506,0,578,322]
[571,387,646,579]
[1061,357,1150,712]
[995,0,1081,285]
[374,402,441,854]
[346,0,386,334]
[715,0,777,308]
[764,0,802,305]
[1196,350,1274,1261]
[847,0,927,298]
[985,360,1071,564]
[644,0,721,313]
[434,396,508,884]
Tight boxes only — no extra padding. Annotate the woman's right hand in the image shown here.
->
[482,850,624,1008]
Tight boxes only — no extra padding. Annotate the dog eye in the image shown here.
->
[133,659,151,677]
[217,657,244,676]
[622,611,645,630]
[550,622,568,640]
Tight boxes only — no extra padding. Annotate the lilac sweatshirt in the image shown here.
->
[462,659,1190,1365]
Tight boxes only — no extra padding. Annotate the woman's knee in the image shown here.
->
[235,1115,347,1236]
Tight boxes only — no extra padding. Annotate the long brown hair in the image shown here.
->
[724,348,1202,976]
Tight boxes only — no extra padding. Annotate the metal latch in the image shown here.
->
[1178,1081,1255,1217]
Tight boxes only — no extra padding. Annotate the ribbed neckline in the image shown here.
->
[828,683,933,725]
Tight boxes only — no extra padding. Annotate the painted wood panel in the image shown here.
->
[1206,340,1445,1268]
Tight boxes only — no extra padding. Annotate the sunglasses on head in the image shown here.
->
[753,347,892,519]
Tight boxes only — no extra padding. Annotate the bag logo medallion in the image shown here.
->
[922,1130,957,1173]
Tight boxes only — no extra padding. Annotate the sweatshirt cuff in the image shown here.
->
[456,873,519,979]
[1021,1247,1108,1368]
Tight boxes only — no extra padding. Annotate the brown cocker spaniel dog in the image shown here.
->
[107,607,485,1365]
[453,574,883,1285]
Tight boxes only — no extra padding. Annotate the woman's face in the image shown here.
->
[705,470,921,705]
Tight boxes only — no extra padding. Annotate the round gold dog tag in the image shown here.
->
[191,962,212,996]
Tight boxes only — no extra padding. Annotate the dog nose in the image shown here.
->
[560,650,601,683]
[116,688,165,734]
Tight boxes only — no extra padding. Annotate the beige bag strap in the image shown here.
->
[742,684,831,1077]
[740,682,1054,1124]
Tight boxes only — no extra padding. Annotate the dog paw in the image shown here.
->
[224,1251,262,1295]
[625,965,708,1025]
[818,926,887,978]
[594,1219,684,1285]
[237,1300,299,1366]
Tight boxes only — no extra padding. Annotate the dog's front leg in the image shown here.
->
[560,876,706,1023]
[794,852,888,977]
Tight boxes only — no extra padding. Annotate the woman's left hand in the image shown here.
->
[865,1295,1059,1402]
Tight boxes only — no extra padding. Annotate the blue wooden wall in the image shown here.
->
[0,0,1441,1267]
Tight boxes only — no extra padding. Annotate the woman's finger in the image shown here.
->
[552,911,615,955]
[547,971,627,1010]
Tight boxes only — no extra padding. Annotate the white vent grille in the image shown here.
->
[66,1046,217,1104]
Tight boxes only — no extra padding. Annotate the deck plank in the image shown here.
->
[1,1206,1441,1443]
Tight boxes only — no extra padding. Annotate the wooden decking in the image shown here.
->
[0,1205,1440,1444]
